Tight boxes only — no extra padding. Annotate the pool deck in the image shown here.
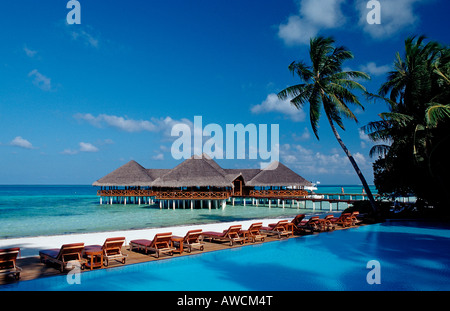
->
[0,223,364,286]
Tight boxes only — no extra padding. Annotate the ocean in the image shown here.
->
[0,185,376,239]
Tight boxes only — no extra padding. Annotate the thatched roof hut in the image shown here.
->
[93,154,312,188]
[245,161,311,187]
[92,160,154,187]
[151,154,231,187]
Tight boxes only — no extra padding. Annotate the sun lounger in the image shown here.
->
[0,247,22,280]
[172,229,204,253]
[288,214,307,234]
[350,211,362,225]
[39,243,86,272]
[261,220,292,238]
[296,216,322,232]
[320,214,336,231]
[102,237,128,266]
[330,212,353,227]
[129,232,176,258]
[240,222,266,243]
[202,225,244,246]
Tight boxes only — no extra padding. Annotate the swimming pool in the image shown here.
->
[2,220,449,291]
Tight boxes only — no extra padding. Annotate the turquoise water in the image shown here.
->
[2,220,449,291]
[0,185,376,239]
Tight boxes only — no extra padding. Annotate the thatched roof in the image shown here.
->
[93,154,312,188]
[224,169,261,183]
[151,154,231,187]
[92,160,155,186]
[245,161,312,187]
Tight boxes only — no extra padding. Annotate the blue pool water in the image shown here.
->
[0,185,376,239]
[2,220,449,291]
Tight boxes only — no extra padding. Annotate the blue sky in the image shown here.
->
[0,0,449,185]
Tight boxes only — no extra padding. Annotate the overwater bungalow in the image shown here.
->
[93,154,312,208]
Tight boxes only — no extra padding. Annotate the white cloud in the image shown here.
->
[353,152,367,165]
[61,142,99,155]
[152,153,164,160]
[359,129,373,148]
[278,0,346,46]
[360,62,391,76]
[24,46,37,58]
[251,93,305,122]
[10,136,34,149]
[74,113,193,137]
[79,142,99,152]
[279,143,372,179]
[74,113,157,132]
[70,28,99,48]
[28,69,52,91]
[291,128,311,141]
[61,149,78,155]
[278,16,318,46]
[357,0,425,39]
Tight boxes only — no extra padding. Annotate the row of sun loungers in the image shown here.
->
[39,237,128,272]
[1,212,362,280]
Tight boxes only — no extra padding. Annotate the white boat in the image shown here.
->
[305,181,319,192]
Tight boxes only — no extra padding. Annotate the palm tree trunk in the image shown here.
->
[325,114,379,215]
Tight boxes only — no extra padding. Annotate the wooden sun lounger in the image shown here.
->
[319,214,336,231]
[0,247,22,280]
[129,232,176,258]
[240,222,266,243]
[330,212,353,227]
[172,229,204,253]
[102,237,128,266]
[289,214,307,234]
[350,211,363,225]
[261,220,292,238]
[39,243,86,272]
[202,225,244,246]
[301,216,322,232]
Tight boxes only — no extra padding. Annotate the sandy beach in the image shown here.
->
[0,217,294,258]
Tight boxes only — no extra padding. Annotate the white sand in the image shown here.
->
[0,217,296,258]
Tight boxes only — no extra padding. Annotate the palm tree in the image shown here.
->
[363,36,450,210]
[277,36,378,214]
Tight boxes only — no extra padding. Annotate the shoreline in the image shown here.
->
[0,215,325,258]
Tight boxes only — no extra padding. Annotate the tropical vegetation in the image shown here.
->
[362,35,450,215]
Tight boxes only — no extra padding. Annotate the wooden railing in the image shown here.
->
[155,191,230,200]
[98,189,308,199]
[248,189,308,198]
[97,189,156,197]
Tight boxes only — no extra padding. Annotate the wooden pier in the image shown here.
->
[96,188,379,213]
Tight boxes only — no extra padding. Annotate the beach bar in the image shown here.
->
[93,154,313,208]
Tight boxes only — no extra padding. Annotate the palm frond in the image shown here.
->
[425,104,450,127]
[369,144,391,158]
